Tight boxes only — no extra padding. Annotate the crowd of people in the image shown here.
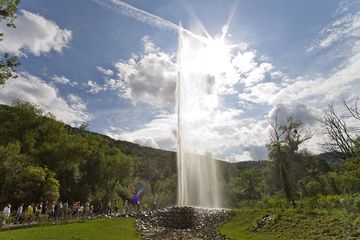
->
[0,200,122,226]
[1,191,144,226]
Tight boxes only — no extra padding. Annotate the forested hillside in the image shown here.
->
[0,102,178,209]
[0,102,254,209]
[1,99,360,211]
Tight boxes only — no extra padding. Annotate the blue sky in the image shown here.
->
[0,0,359,161]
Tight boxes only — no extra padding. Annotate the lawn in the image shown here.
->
[220,208,360,240]
[0,217,140,240]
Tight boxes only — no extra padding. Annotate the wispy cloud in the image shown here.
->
[307,4,360,52]
[96,66,114,76]
[87,80,106,94]
[51,74,77,86]
[92,0,180,31]
[92,0,205,41]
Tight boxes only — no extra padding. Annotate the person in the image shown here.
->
[106,201,111,215]
[27,204,34,223]
[136,200,141,212]
[42,201,48,215]
[89,205,94,218]
[63,201,68,220]
[55,201,63,220]
[124,200,129,215]
[15,203,24,224]
[78,205,84,218]
[35,203,42,221]
[48,202,55,221]
[38,202,43,218]
[84,202,90,218]
[2,204,11,225]
[72,202,77,219]
[76,201,81,219]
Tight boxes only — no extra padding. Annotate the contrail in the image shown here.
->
[93,0,179,31]
[92,0,205,41]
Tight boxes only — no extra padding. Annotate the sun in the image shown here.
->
[201,38,231,72]
[181,36,232,77]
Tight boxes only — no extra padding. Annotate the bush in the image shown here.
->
[261,198,291,209]
[342,194,360,213]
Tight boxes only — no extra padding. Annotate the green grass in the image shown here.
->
[0,217,140,240]
[220,208,360,240]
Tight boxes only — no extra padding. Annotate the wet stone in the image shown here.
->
[136,206,231,240]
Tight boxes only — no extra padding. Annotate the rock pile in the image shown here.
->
[251,215,276,232]
[136,206,231,240]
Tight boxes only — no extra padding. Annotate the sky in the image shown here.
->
[0,0,359,161]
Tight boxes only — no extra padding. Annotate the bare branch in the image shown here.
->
[321,102,356,158]
[344,98,360,121]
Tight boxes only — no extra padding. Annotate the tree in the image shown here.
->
[0,101,44,152]
[295,150,331,197]
[0,0,19,29]
[0,0,21,85]
[0,142,59,206]
[0,102,180,207]
[322,101,359,159]
[228,168,263,205]
[11,166,59,205]
[344,98,360,121]
[322,103,355,158]
[267,111,312,207]
[99,148,134,203]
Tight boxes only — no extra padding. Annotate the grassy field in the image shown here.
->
[0,218,140,240]
[220,208,360,240]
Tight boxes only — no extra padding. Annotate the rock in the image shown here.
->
[136,206,231,239]
[251,215,276,232]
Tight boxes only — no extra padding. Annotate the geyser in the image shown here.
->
[176,28,231,208]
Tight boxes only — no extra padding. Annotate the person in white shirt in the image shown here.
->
[2,204,11,225]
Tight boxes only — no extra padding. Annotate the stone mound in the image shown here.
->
[136,206,231,240]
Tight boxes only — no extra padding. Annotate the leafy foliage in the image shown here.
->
[0,0,21,85]
[0,103,178,209]
[226,100,360,209]
[1,98,360,211]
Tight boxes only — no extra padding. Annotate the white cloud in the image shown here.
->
[101,4,359,161]
[99,36,283,161]
[87,80,106,94]
[118,133,160,149]
[142,36,159,53]
[109,36,278,109]
[51,74,76,86]
[0,72,90,125]
[96,66,114,76]
[234,5,360,158]
[271,48,360,106]
[67,94,87,113]
[242,62,273,87]
[239,82,281,104]
[228,151,253,162]
[0,10,72,56]
[113,37,177,108]
[268,104,321,127]
[232,51,274,87]
[105,114,177,150]
[307,9,360,52]
[106,107,272,161]
[88,37,178,106]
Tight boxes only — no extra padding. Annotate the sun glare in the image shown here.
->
[190,37,232,76]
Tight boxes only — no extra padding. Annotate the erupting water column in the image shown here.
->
[176,28,223,208]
